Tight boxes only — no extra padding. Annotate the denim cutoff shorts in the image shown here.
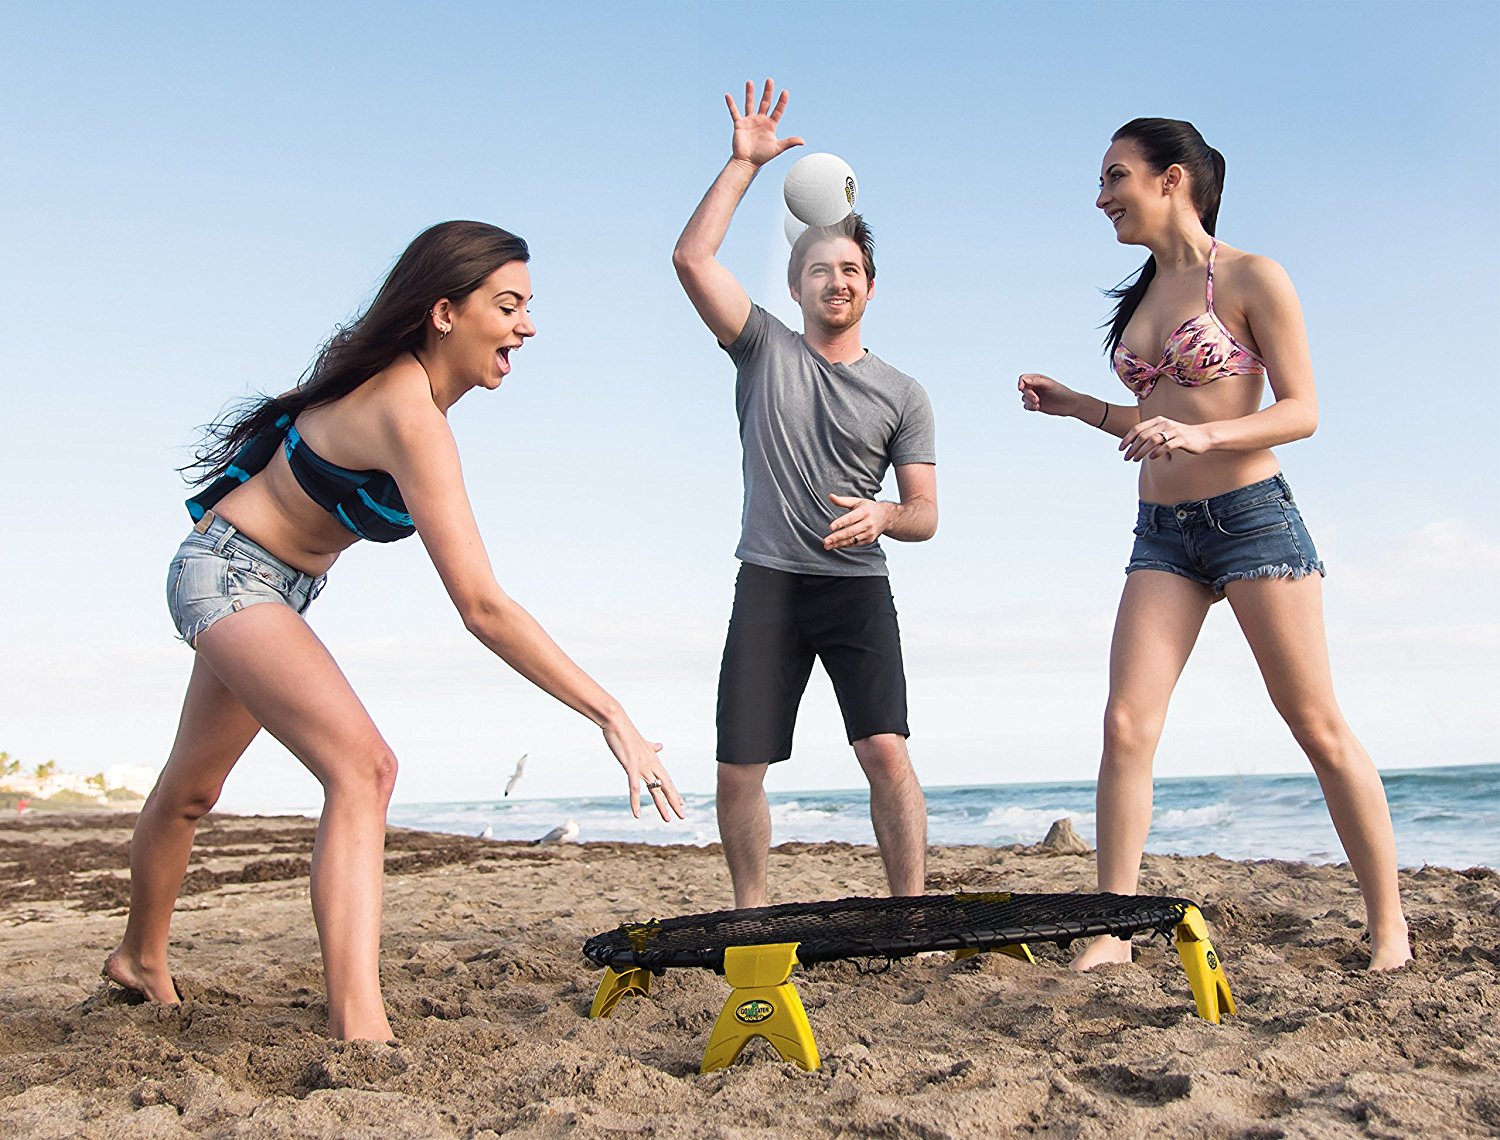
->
[167,512,326,646]
[1126,473,1325,597]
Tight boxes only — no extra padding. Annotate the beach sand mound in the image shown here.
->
[1,814,1497,1137]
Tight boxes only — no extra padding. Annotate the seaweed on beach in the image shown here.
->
[0,817,513,914]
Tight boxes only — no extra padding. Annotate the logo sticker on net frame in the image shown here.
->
[735,999,775,1024]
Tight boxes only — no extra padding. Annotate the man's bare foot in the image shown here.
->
[103,948,181,1004]
[1069,934,1134,972]
[1368,923,1413,971]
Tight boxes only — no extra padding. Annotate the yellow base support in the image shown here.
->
[700,942,820,1073]
[954,943,1036,964]
[588,965,653,1019]
[1173,905,1236,1023]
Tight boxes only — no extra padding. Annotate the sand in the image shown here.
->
[1,812,1497,1138]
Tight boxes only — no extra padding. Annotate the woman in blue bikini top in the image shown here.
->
[106,221,685,1043]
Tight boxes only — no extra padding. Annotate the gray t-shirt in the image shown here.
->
[722,305,936,577]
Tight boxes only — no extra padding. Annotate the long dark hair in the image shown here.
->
[1101,118,1226,358]
[185,220,529,484]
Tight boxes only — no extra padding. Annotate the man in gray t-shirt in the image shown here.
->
[674,79,938,908]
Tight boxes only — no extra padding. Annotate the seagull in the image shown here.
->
[476,824,494,840]
[503,753,528,797]
[534,819,580,845]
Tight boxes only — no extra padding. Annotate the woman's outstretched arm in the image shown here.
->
[379,387,684,821]
[1019,372,1141,438]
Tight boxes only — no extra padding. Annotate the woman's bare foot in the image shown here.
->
[103,948,181,1004]
[329,1011,396,1043]
[1368,922,1413,971]
[1069,934,1134,972]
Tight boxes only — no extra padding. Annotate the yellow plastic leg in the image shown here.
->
[700,942,820,1073]
[589,965,652,1019]
[954,943,1036,964]
[1173,905,1236,1023]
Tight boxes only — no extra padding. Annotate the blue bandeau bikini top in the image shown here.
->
[186,414,415,543]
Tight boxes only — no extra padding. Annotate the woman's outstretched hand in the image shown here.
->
[1018,373,1081,417]
[602,722,685,822]
[726,78,804,169]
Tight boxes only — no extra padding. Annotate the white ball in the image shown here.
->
[783,152,858,227]
[783,211,809,247]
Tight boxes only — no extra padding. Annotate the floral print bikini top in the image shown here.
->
[1112,239,1266,399]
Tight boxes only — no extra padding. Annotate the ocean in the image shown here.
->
[385,762,1499,871]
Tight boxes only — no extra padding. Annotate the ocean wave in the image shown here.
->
[1153,802,1233,828]
[769,800,854,823]
[381,766,1498,868]
[981,806,1097,840]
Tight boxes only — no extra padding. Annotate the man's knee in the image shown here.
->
[852,734,914,782]
[717,761,769,797]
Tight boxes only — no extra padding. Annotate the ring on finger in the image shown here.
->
[644,779,663,791]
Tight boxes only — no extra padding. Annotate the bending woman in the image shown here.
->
[1019,120,1409,971]
[106,221,685,1040]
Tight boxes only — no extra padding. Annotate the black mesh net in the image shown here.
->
[583,892,1195,972]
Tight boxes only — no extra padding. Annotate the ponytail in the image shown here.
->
[1103,258,1159,360]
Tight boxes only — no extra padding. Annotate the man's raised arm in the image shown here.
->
[672,79,804,346]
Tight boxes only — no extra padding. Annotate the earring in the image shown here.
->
[439,326,450,340]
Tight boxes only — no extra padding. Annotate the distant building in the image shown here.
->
[105,765,158,797]
[0,762,153,802]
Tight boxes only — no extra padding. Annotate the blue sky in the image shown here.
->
[1,1,1496,815]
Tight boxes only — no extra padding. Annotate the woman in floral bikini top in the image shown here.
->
[1111,238,1265,398]
[1018,117,1411,975]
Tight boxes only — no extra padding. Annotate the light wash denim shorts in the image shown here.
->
[1126,473,1326,597]
[167,511,326,647]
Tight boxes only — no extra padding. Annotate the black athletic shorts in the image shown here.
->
[717,562,909,765]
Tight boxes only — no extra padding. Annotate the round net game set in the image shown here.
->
[583,891,1235,1072]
